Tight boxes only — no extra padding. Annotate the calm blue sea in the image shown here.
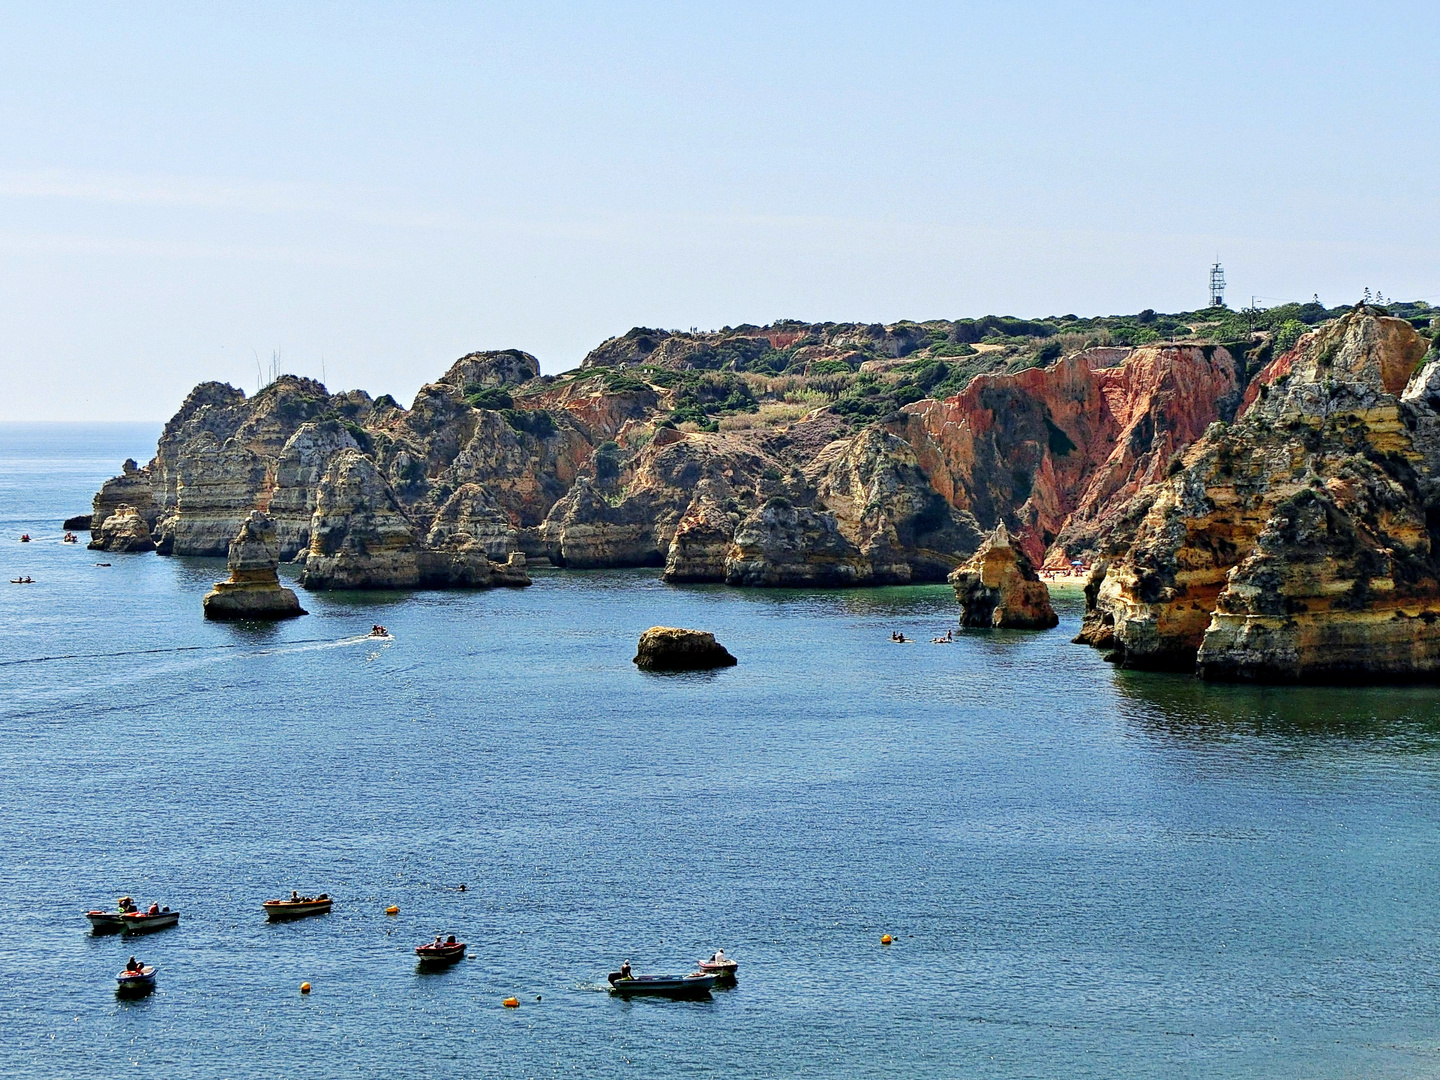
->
[3,422,1440,1078]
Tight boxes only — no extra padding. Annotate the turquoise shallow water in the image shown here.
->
[3,422,1440,1078]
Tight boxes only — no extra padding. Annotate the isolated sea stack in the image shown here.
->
[948,523,1058,629]
[633,627,738,671]
[1083,304,1440,681]
[203,511,306,620]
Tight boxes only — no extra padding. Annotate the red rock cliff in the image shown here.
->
[899,344,1244,564]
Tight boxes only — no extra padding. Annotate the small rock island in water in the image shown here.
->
[82,301,1440,682]
[202,510,305,620]
[634,627,738,671]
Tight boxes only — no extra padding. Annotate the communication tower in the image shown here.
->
[1209,261,1226,308]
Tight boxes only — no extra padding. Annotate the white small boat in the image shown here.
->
[116,964,156,995]
[121,909,179,934]
[264,895,333,921]
[696,953,738,982]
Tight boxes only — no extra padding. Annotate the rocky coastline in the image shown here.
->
[1076,306,1440,682]
[84,304,1440,682]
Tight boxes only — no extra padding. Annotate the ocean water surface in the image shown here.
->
[3,422,1440,1078]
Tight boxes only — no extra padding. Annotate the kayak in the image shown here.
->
[121,910,179,934]
[263,897,333,921]
[607,971,715,997]
[415,941,466,965]
[116,965,156,994]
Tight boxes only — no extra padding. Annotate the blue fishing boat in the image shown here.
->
[607,970,715,997]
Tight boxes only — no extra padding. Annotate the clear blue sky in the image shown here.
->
[1,1,1435,420]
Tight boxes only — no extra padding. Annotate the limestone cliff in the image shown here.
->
[88,504,156,553]
[269,420,361,559]
[1084,306,1440,681]
[91,459,157,537]
[724,498,871,587]
[948,523,1057,629]
[96,320,1371,601]
[300,450,531,591]
[202,510,306,619]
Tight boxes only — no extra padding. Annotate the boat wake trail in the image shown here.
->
[0,633,389,667]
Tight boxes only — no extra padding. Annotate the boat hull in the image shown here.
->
[121,912,179,934]
[86,911,127,933]
[264,899,333,921]
[415,944,466,966]
[697,960,738,983]
[608,973,716,998]
[116,967,156,995]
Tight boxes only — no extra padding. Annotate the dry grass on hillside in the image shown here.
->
[717,401,815,431]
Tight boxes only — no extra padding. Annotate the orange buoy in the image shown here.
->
[880,934,893,945]
[300,982,311,994]
[385,905,399,915]
[502,996,520,1008]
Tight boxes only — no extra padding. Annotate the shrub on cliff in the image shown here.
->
[502,409,557,439]
[465,385,514,410]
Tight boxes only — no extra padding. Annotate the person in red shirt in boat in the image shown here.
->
[126,956,142,973]
[147,902,160,915]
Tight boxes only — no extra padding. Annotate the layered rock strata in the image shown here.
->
[202,511,306,620]
[98,323,1400,601]
[899,344,1245,566]
[91,459,157,536]
[88,504,156,553]
[299,450,531,591]
[949,523,1058,629]
[633,627,738,671]
[1083,306,1440,681]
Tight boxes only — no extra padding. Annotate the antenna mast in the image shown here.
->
[1209,261,1226,308]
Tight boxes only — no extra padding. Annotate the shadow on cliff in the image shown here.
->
[1112,667,1440,750]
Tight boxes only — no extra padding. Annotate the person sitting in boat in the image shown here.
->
[445,935,457,945]
[119,897,136,913]
[291,890,301,902]
[618,960,633,981]
[126,956,142,973]
[433,935,444,947]
[317,893,328,901]
[711,948,726,963]
[147,902,160,915]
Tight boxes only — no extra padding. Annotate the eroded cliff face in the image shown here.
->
[1084,306,1440,681]
[899,344,1245,566]
[299,449,531,591]
[93,327,1343,598]
[88,504,155,553]
[269,420,361,559]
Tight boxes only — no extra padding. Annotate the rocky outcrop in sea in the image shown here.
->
[949,523,1057,629]
[1079,305,1440,681]
[633,627,738,671]
[88,503,156,553]
[202,510,306,620]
